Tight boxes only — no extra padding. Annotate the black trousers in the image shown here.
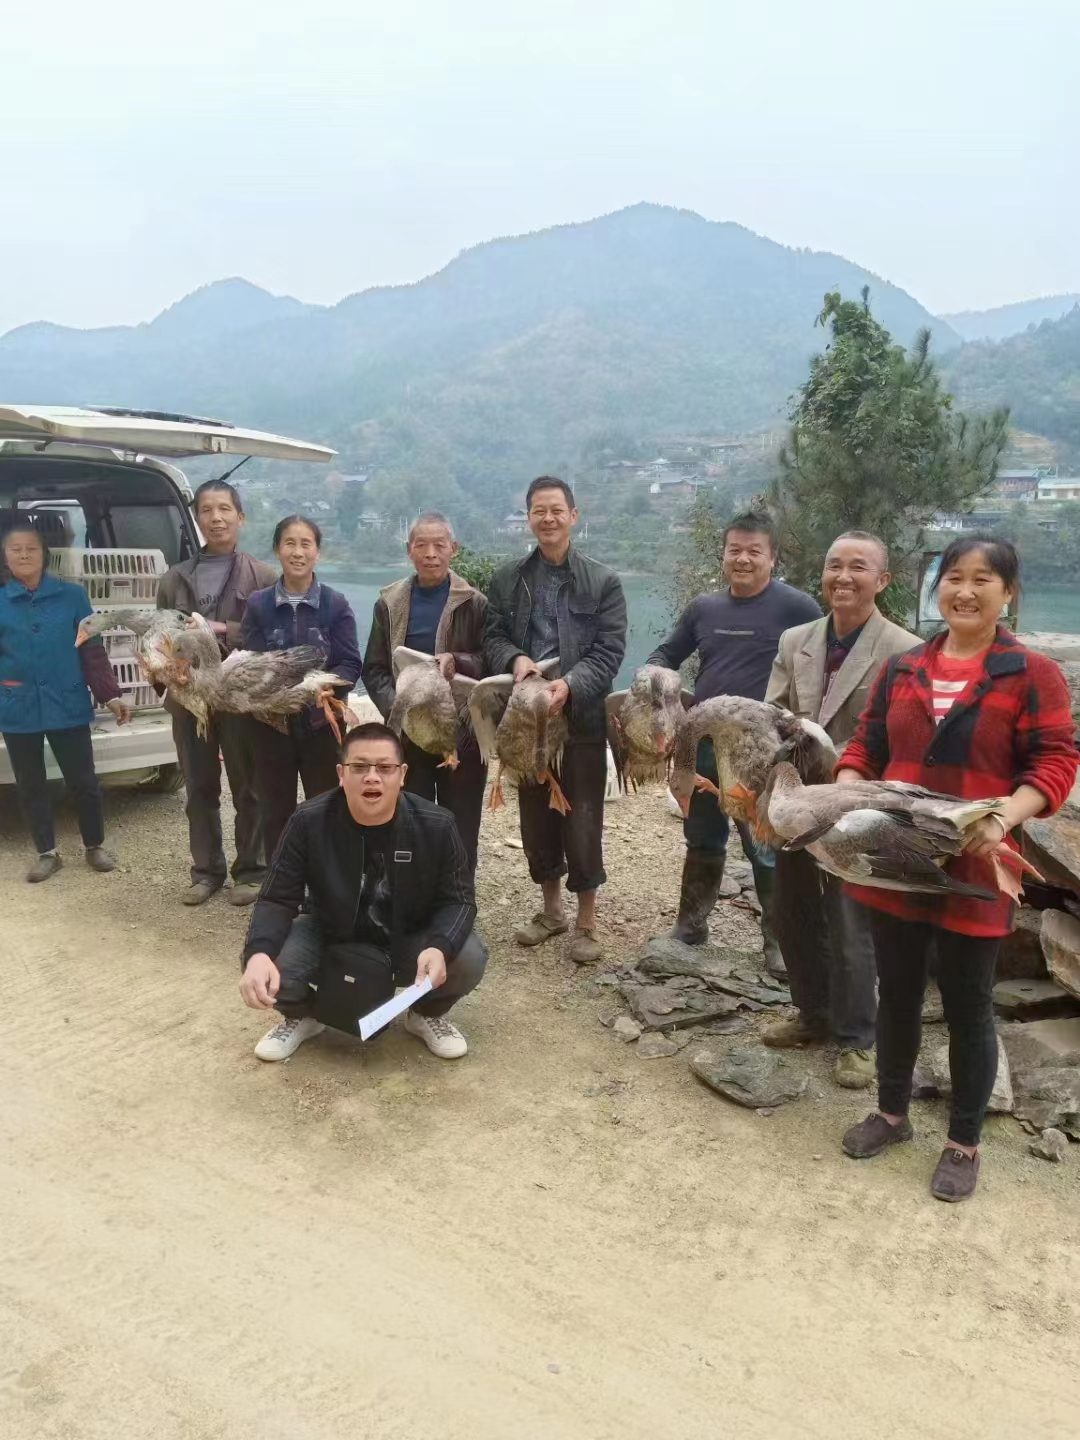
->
[517,739,607,893]
[867,907,1001,1148]
[251,721,341,863]
[171,709,266,886]
[773,849,877,1051]
[274,913,489,1026]
[403,736,487,875]
[3,725,105,854]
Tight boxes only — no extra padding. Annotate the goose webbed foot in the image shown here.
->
[488,765,506,811]
[542,770,572,815]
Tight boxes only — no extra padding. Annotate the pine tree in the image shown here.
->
[770,289,1009,620]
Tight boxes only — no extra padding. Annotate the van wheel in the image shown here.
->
[146,763,186,795]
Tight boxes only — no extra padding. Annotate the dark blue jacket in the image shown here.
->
[241,578,362,735]
[0,574,97,733]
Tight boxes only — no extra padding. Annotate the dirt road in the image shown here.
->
[1,782,1078,1439]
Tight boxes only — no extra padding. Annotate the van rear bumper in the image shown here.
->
[0,711,177,785]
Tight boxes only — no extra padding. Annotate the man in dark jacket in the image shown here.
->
[363,512,488,873]
[157,480,277,907]
[484,476,627,964]
[240,722,487,1061]
[648,511,821,975]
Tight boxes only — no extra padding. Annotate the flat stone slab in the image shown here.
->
[690,1046,808,1108]
[999,1017,1080,1071]
[917,1035,1013,1113]
[626,983,741,1031]
[1041,908,1080,1000]
[636,935,752,982]
[1012,1067,1080,1137]
[993,977,1076,1015]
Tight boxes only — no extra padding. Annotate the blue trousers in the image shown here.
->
[682,739,775,872]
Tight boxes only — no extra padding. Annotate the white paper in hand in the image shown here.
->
[357,978,434,1041]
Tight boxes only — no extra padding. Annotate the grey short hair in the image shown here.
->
[407,511,456,545]
[830,530,889,571]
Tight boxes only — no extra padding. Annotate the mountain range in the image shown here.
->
[0,204,1073,514]
[942,294,1080,343]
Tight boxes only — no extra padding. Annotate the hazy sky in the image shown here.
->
[3,0,1076,334]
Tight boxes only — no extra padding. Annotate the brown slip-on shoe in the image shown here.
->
[763,1015,830,1049]
[27,852,62,883]
[842,1112,914,1159]
[569,927,602,965]
[930,1146,980,1202]
[513,912,570,947]
[85,846,116,873]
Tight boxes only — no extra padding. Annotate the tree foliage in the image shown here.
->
[451,545,499,596]
[769,289,1009,620]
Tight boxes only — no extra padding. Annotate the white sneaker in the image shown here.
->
[254,1015,325,1062]
[402,1009,468,1059]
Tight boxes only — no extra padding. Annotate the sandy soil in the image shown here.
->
[1,777,1078,1440]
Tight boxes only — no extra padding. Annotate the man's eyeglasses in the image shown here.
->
[342,761,402,777]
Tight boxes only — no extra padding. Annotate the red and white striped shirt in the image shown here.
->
[929,649,987,724]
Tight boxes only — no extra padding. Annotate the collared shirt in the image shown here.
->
[525,554,571,663]
[274,577,321,612]
[823,616,867,695]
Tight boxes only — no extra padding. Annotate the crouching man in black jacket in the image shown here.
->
[239,722,487,1061]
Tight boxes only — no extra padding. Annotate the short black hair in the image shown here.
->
[1,519,50,569]
[340,722,405,763]
[192,479,245,516]
[930,534,1021,596]
[272,514,323,550]
[722,511,777,554]
[526,475,576,512]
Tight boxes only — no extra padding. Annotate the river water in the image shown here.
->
[324,565,1080,690]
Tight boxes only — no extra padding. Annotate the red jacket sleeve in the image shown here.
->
[836,656,892,779]
[79,640,122,706]
[1015,653,1079,815]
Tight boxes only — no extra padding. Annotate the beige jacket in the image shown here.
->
[766,607,919,752]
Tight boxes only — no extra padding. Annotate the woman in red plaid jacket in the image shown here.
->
[836,536,1077,1202]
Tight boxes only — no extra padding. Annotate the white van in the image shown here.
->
[0,404,334,789]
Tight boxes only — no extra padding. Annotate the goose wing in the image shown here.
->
[467,675,514,762]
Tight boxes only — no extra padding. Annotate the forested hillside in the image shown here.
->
[945,306,1080,460]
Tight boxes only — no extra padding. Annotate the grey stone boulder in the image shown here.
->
[998,908,1049,981]
[1030,1128,1069,1163]
[690,1046,808,1109]
[636,1032,680,1059]
[917,1035,1013,1113]
[1025,804,1080,895]
[612,1016,643,1042]
[1012,1067,1080,1137]
[1040,908,1080,1001]
[999,1017,1080,1072]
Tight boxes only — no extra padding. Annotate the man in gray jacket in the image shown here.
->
[484,477,626,964]
[764,530,919,1088]
[157,480,276,906]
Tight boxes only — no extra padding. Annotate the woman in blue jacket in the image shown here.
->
[242,515,362,860]
[0,523,131,882]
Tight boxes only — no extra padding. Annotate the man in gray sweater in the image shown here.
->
[648,511,821,975]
